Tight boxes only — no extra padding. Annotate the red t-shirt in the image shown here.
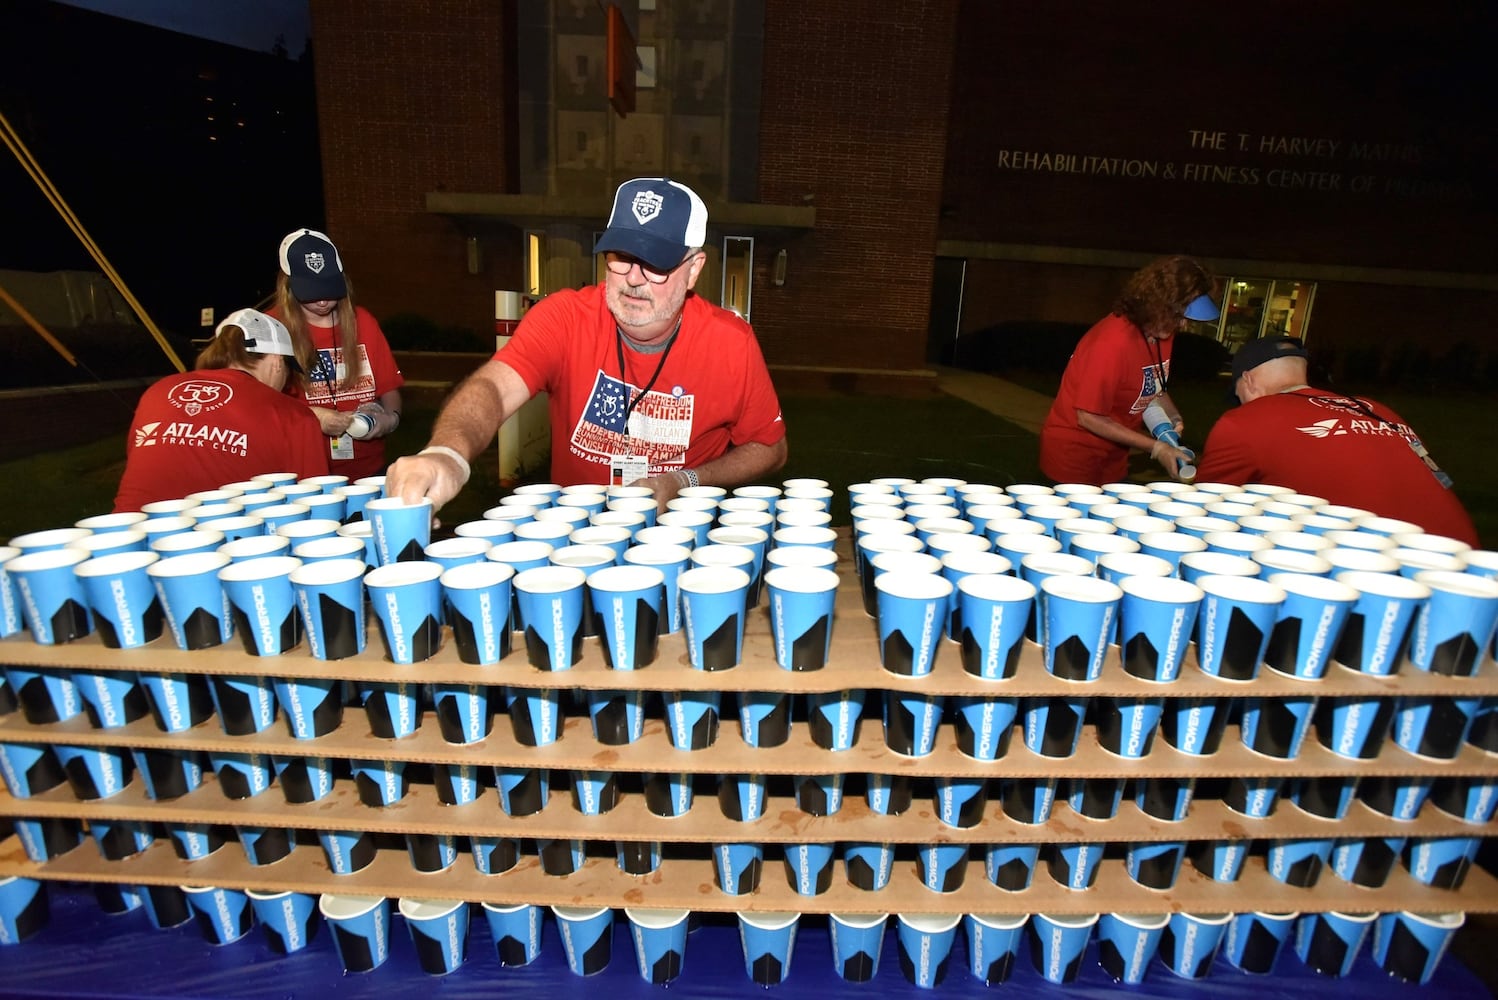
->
[113,368,329,512]
[1195,388,1479,545]
[496,286,785,486]
[1039,313,1173,484]
[284,306,405,481]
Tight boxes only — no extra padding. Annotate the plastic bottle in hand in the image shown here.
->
[1142,401,1196,482]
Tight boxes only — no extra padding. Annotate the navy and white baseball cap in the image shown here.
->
[593,178,708,272]
[216,308,296,360]
[279,228,347,301]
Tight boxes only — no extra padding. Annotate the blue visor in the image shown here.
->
[1184,294,1220,321]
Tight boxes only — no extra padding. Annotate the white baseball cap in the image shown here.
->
[216,308,297,364]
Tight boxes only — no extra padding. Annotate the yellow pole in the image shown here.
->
[0,110,186,373]
[0,281,78,366]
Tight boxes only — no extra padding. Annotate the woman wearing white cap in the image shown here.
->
[112,309,329,511]
[273,228,405,481]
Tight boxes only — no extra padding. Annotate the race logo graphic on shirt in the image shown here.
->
[1129,360,1170,414]
[570,370,694,469]
[166,379,233,417]
[133,420,249,456]
[631,190,664,225]
[1296,397,1414,440]
[134,422,162,447]
[303,346,377,405]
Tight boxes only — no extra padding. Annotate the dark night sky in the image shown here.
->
[54,0,310,54]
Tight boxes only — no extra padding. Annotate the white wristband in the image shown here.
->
[419,445,471,485]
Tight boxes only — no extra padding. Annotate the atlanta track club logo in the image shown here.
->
[165,379,233,417]
[134,422,162,447]
[630,190,664,225]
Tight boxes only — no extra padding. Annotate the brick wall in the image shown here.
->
[756,0,958,371]
[309,0,516,340]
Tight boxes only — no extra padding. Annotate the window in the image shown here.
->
[1187,277,1316,352]
[721,236,753,321]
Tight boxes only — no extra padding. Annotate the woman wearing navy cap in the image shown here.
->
[273,228,405,481]
[1039,255,1218,485]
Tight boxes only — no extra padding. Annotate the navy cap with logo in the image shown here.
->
[1232,336,1309,384]
[279,229,347,302]
[592,178,708,273]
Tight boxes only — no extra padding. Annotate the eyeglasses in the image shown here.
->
[604,251,696,284]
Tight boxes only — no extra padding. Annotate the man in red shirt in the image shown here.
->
[388,178,787,512]
[1195,336,1478,545]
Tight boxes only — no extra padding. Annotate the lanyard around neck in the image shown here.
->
[615,324,680,439]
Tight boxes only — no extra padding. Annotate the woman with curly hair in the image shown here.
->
[1039,255,1217,485]
[273,228,405,481]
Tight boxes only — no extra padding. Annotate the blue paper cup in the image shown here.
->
[336,521,378,566]
[132,747,204,800]
[1373,911,1465,985]
[616,839,662,875]
[1403,835,1480,889]
[622,541,692,633]
[1469,696,1498,752]
[351,757,408,806]
[1409,569,1498,675]
[1316,695,1394,760]
[1429,775,1498,824]
[218,555,302,655]
[1223,910,1297,975]
[74,669,150,729]
[783,843,836,895]
[0,877,49,945]
[472,837,520,876]
[1097,912,1169,984]
[1360,774,1433,821]
[1041,575,1121,681]
[678,566,751,671]
[219,535,290,564]
[74,550,163,648]
[1044,842,1103,890]
[359,680,421,739]
[933,775,987,828]
[551,544,616,638]
[318,829,378,874]
[985,843,1041,890]
[830,912,887,983]
[138,670,215,733]
[1331,835,1406,888]
[407,831,458,871]
[482,901,543,965]
[1293,775,1359,819]
[434,761,481,805]
[1295,910,1376,978]
[1392,693,1479,759]
[274,754,334,803]
[365,561,444,663]
[875,571,951,676]
[867,771,915,816]
[718,772,767,822]
[1331,570,1428,675]
[211,516,267,544]
[764,566,839,670]
[1160,697,1230,756]
[1261,572,1358,678]
[290,558,366,660]
[1190,840,1249,883]
[884,691,944,757]
[713,842,764,895]
[1023,695,1086,758]
[181,885,252,945]
[6,547,93,643]
[1136,776,1195,822]
[843,842,895,891]
[1065,776,1123,819]
[1195,575,1285,681]
[738,689,792,747]
[432,683,491,745]
[2,666,82,725]
[255,504,311,536]
[952,695,1017,760]
[738,910,799,986]
[587,688,645,745]
[496,766,549,816]
[569,769,619,815]
[53,743,131,800]
[1118,576,1202,682]
[1267,837,1334,887]
[441,562,513,665]
[915,844,970,893]
[1159,911,1232,980]
[507,686,563,746]
[1224,775,1283,817]
[895,912,961,988]
[805,688,864,751]
[399,897,469,975]
[166,822,225,860]
[365,496,433,564]
[955,573,1034,680]
[273,676,343,739]
[588,564,664,669]
[91,882,141,915]
[320,894,390,973]
[553,905,614,977]
[643,771,694,817]
[0,546,23,639]
[0,741,66,798]
[513,565,586,671]
[238,825,294,866]
[794,772,844,817]
[1125,841,1186,890]
[1029,912,1098,985]
[1241,694,1317,759]
[148,552,233,650]
[1095,697,1164,758]
[89,818,153,860]
[1018,550,1092,646]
